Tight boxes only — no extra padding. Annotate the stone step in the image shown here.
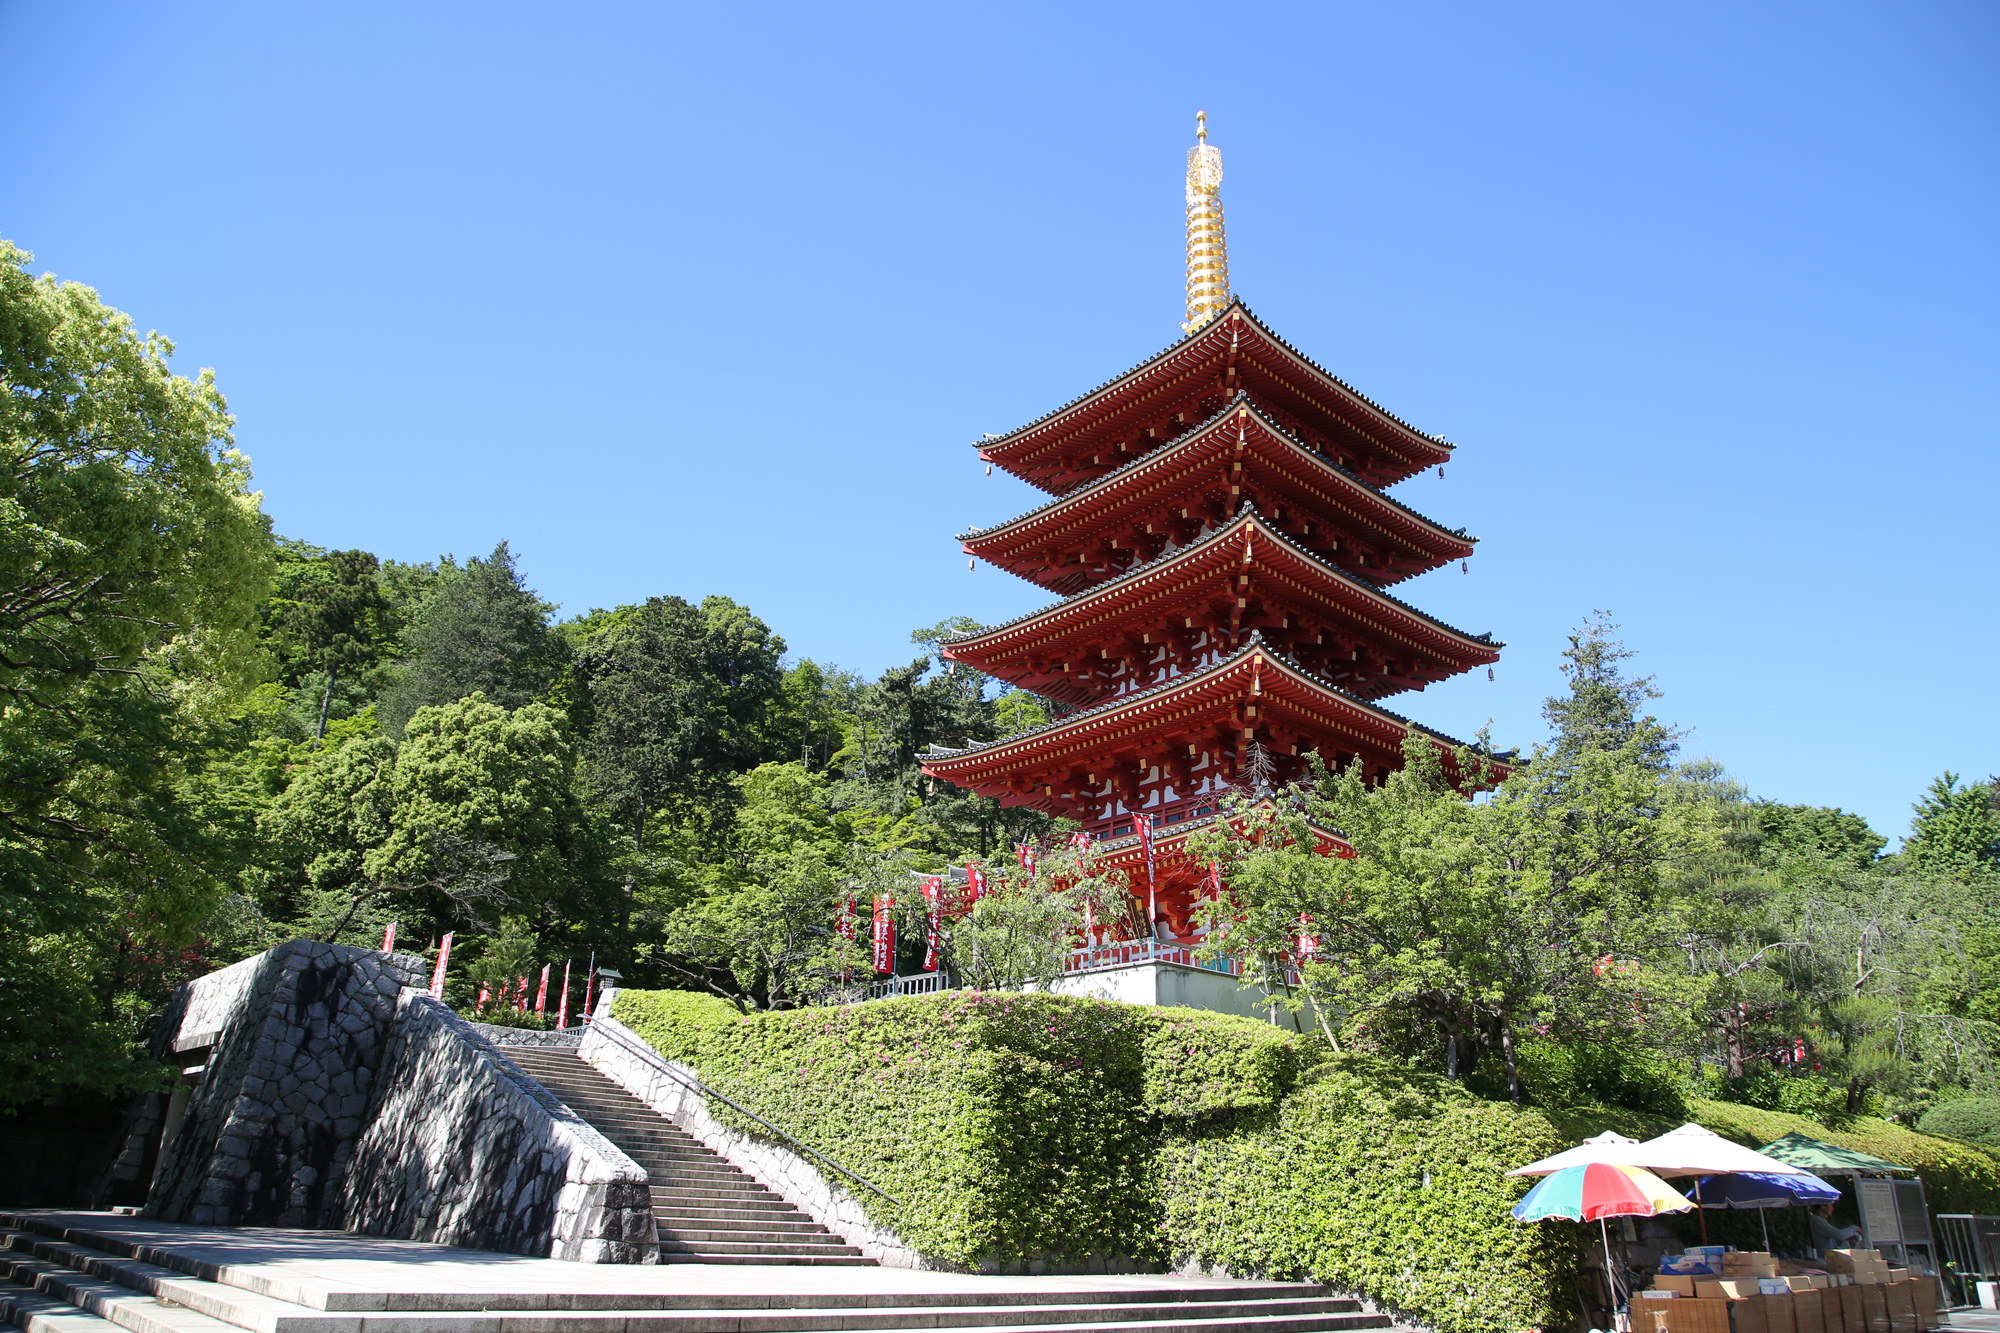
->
[646,1180,788,1199]
[501,1049,870,1267]
[0,1275,125,1333]
[658,1241,867,1260]
[653,1212,829,1231]
[1,1224,1377,1330]
[650,1203,816,1223]
[653,1220,846,1241]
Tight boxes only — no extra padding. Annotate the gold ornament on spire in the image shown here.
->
[1183,110,1229,332]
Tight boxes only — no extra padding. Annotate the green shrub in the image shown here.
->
[1723,1068,1856,1121]
[612,988,1306,1268]
[1510,1039,1688,1116]
[1917,1097,2000,1152]
[1162,1056,1576,1333]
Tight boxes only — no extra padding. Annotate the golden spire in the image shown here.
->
[1183,110,1230,332]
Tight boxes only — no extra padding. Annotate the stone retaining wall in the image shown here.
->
[579,997,922,1268]
[143,940,427,1228]
[346,993,657,1263]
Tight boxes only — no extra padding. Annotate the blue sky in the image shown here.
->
[4,2,1994,843]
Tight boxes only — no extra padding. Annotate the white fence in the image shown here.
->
[863,936,1249,1000]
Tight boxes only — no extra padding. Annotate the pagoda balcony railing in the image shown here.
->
[862,937,1254,1001]
[1065,936,1243,977]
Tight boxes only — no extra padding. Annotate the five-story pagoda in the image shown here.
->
[923,114,1502,939]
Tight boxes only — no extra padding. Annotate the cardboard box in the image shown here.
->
[1821,1287,1846,1333]
[1786,1277,1829,1292]
[1701,1281,1765,1300]
[1731,1298,1770,1333]
[1650,1297,1733,1333]
[1793,1288,1827,1333]
[1913,1277,1940,1331]
[1883,1281,1917,1333]
[1886,1270,1911,1285]
[1837,1284,1864,1333]
[1656,1277,1698,1296]
[1860,1283,1889,1333]
[1765,1292,1798,1333]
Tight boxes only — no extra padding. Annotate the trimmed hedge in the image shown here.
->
[611,988,1306,1268]
[1162,1057,1575,1333]
[1916,1098,2000,1154]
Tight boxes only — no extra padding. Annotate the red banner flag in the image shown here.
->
[381,920,397,954]
[872,894,895,974]
[1016,843,1037,875]
[921,877,943,972]
[1070,831,1092,852]
[515,976,528,1012]
[556,960,572,1030]
[1296,913,1318,959]
[964,864,984,905]
[478,986,490,1007]
[1139,816,1157,932]
[428,932,452,998]
[535,963,551,1014]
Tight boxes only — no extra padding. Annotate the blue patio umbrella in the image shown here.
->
[1685,1169,1842,1248]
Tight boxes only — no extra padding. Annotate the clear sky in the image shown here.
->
[4,2,1994,843]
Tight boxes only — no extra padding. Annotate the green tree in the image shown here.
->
[651,762,866,1009]
[1754,802,1887,870]
[0,238,273,1105]
[373,694,601,928]
[568,594,788,852]
[378,541,564,734]
[1904,773,2000,884]
[285,549,389,742]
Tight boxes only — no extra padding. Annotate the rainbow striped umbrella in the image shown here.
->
[1514,1162,1693,1310]
[1514,1161,1696,1222]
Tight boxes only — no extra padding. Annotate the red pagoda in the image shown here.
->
[922,114,1502,940]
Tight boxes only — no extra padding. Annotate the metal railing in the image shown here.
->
[1936,1214,2000,1306]
[587,1016,900,1206]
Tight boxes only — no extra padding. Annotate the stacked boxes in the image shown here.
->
[1825,1250,1893,1285]
[1643,1247,1936,1333]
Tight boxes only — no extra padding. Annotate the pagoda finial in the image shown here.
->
[1183,111,1230,333]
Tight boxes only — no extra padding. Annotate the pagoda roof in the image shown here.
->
[921,634,1490,799]
[977,298,1455,494]
[943,508,1501,703]
[961,395,1475,593]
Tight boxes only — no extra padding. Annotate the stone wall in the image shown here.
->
[346,993,656,1262]
[144,940,427,1228]
[579,998,923,1268]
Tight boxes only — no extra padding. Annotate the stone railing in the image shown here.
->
[345,992,656,1263]
[580,997,925,1268]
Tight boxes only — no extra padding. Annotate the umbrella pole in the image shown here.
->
[1760,1206,1769,1251]
[1696,1177,1708,1244]
[1602,1217,1621,1311]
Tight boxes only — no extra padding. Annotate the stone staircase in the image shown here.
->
[501,1046,870,1266]
[0,1214,1394,1333]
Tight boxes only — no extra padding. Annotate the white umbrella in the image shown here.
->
[1506,1131,1645,1178]
[1634,1124,1809,1178]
